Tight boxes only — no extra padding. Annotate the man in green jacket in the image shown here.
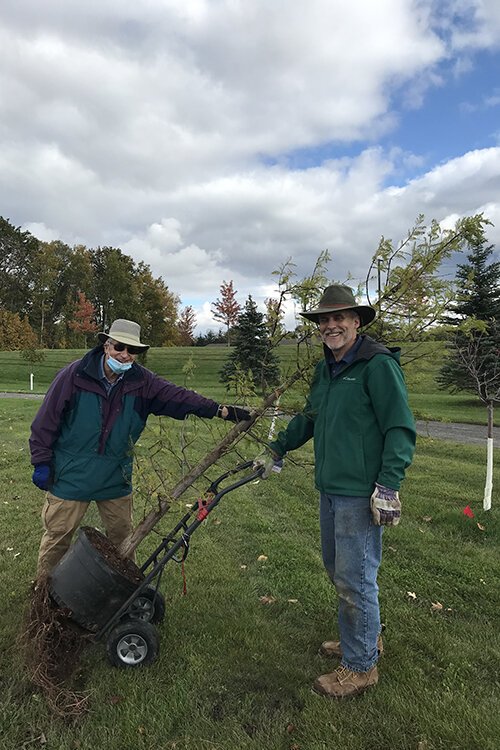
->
[260,284,416,699]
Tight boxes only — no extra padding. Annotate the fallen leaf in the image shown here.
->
[430,601,443,612]
[422,516,432,522]
[287,599,299,604]
[212,518,222,526]
[387,545,397,552]
[463,505,474,518]
[240,564,247,569]
[259,595,276,605]
[477,523,486,531]
[138,726,146,735]
[109,695,122,705]
[257,554,268,562]
[406,591,417,600]
[286,723,296,734]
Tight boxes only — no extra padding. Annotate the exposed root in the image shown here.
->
[19,576,92,718]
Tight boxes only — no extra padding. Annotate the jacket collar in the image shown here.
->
[77,345,144,385]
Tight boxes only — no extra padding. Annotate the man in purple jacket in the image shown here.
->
[30,318,251,577]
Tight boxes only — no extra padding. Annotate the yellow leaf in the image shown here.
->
[259,595,276,605]
[477,523,486,531]
[287,599,299,604]
[406,591,417,600]
[257,554,268,562]
[431,601,443,612]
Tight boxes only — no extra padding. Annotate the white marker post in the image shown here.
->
[30,373,34,392]
[484,402,494,511]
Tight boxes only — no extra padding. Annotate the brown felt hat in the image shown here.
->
[98,319,150,350]
[300,284,376,327]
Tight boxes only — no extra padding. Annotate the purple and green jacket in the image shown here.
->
[29,346,219,501]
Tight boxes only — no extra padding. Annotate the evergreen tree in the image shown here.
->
[219,295,281,393]
[439,217,500,394]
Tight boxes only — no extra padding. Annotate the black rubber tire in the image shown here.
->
[128,586,166,624]
[106,619,159,668]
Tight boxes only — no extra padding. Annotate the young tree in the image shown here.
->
[177,305,197,346]
[68,291,99,348]
[219,295,281,393]
[444,321,500,510]
[438,218,500,509]
[439,217,500,392]
[363,215,467,342]
[211,280,241,346]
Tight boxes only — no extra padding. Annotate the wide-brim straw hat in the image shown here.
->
[300,284,376,328]
[98,319,150,350]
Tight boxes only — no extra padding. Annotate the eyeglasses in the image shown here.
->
[108,340,142,355]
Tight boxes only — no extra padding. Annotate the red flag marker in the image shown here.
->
[463,505,474,518]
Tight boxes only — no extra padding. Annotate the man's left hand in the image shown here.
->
[370,483,401,526]
[218,405,252,422]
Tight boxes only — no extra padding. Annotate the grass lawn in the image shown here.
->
[0,397,499,749]
[0,339,498,425]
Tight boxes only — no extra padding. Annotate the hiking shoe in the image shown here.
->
[318,634,384,658]
[312,665,378,699]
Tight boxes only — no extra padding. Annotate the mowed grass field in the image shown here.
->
[0,342,499,748]
[0,339,497,424]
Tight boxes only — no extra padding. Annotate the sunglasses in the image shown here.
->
[108,340,142,355]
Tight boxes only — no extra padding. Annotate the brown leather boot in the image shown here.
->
[312,664,378,699]
[319,634,384,658]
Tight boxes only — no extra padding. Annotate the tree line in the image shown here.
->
[0,216,187,349]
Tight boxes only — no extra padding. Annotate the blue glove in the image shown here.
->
[32,464,51,491]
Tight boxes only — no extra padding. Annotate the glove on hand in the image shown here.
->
[218,405,252,423]
[253,452,284,479]
[32,463,51,491]
[370,483,401,526]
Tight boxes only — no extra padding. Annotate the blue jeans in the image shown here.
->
[320,492,383,672]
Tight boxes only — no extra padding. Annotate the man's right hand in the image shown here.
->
[32,464,51,490]
[253,452,283,479]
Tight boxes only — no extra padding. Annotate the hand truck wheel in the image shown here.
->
[106,618,159,667]
[127,585,166,623]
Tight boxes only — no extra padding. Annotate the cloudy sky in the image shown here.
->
[1,0,499,331]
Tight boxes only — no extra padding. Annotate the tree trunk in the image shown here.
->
[118,370,303,558]
[484,400,494,511]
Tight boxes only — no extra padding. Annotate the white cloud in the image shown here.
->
[0,1,499,334]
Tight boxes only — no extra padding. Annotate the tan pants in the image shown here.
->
[37,492,134,577]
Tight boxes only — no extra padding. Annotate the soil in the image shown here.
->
[20,578,91,717]
[20,528,144,717]
[82,526,143,584]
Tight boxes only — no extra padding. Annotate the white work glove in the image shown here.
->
[370,483,401,526]
[253,452,284,479]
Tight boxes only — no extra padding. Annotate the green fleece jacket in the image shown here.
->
[269,335,416,496]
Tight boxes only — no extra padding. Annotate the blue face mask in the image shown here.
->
[107,356,133,374]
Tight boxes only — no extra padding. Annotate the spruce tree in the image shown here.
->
[439,219,500,394]
[219,295,281,393]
